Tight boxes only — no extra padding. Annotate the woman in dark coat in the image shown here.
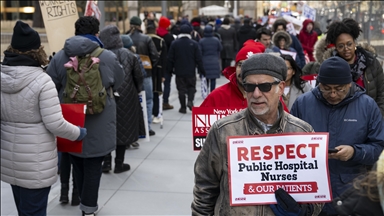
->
[217,17,237,70]
[99,25,143,173]
[199,25,223,92]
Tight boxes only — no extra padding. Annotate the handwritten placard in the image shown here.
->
[39,1,79,53]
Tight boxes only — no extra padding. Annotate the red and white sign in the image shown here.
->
[192,107,245,151]
[84,0,101,20]
[227,133,331,206]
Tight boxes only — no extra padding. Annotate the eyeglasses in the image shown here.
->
[336,42,354,51]
[319,86,347,95]
[243,81,280,92]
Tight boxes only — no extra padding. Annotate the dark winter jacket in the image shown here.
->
[99,25,143,146]
[291,84,384,214]
[126,29,159,78]
[46,36,124,157]
[199,26,222,79]
[317,43,384,117]
[147,33,167,93]
[289,33,306,69]
[192,105,324,215]
[217,24,237,60]
[167,34,205,78]
[298,19,318,62]
[237,24,257,48]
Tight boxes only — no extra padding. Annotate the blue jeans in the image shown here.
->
[163,72,172,104]
[70,155,104,214]
[11,185,51,216]
[207,79,216,92]
[143,77,153,131]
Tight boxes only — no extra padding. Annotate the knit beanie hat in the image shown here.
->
[235,45,263,64]
[120,34,133,49]
[130,16,142,26]
[11,20,41,52]
[158,16,171,29]
[317,56,352,84]
[180,24,192,34]
[241,53,287,81]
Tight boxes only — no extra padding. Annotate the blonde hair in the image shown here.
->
[6,45,49,66]
[353,167,383,202]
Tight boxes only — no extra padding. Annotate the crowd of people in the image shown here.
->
[1,10,383,216]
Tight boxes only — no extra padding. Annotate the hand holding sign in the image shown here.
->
[270,188,314,216]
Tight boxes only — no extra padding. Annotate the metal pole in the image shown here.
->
[99,1,105,30]
[234,0,238,17]
[368,0,372,45]
[162,1,167,17]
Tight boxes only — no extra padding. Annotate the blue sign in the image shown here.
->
[303,4,316,21]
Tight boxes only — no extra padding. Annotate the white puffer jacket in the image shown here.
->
[1,65,80,189]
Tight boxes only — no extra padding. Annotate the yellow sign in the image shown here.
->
[39,1,79,53]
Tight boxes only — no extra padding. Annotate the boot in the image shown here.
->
[71,187,80,206]
[179,95,187,114]
[59,183,69,203]
[102,155,112,173]
[114,159,131,173]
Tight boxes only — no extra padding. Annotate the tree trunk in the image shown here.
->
[32,1,44,28]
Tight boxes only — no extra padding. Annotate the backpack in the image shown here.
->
[63,47,106,115]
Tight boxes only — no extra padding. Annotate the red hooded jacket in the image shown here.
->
[298,19,318,62]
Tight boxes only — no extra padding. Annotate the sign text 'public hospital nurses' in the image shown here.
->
[227,133,332,206]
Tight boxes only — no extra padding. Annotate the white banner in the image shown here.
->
[227,133,331,206]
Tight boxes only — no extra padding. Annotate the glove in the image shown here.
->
[49,52,56,62]
[270,188,313,216]
[76,126,87,141]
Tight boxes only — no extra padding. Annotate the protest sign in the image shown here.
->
[303,4,316,21]
[227,133,331,206]
[280,49,297,60]
[192,107,245,151]
[39,1,79,53]
[138,91,150,141]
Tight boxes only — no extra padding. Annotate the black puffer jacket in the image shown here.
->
[236,24,257,48]
[317,42,384,117]
[100,26,143,145]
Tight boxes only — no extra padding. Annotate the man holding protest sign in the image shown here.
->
[290,56,384,215]
[192,53,323,215]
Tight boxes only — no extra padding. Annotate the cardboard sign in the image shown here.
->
[57,104,86,153]
[192,107,245,151]
[227,133,332,206]
[303,4,316,21]
[280,49,297,61]
[39,1,79,53]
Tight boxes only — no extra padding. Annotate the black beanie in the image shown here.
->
[130,16,142,26]
[318,57,352,84]
[11,21,41,52]
[180,24,192,34]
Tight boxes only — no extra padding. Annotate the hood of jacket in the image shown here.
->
[220,24,231,30]
[63,36,100,57]
[302,19,314,32]
[238,25,254,34]
[272,31,292,50]
[312,83,366,107]
[321,42,377,65]
[99,25,123,50]
[1,65,43,94]
[203,25,213,37]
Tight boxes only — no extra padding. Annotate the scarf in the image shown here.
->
[2,50,41,67]
[156,27,169,37]
[333,47,367,82]
[79,34,104,48]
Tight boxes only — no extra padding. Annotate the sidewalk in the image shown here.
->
[1,75,229,216]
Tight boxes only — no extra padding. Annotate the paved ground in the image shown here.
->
[1,75,229,216]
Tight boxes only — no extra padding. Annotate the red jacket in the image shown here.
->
[200,69,289,112]
[298,19,318,62]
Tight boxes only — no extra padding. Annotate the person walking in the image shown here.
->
[46,16,124,216]
[99,25,143,173]
[298,19,318,62]
[217,17,237,70]
[127,16,159,136]
[199,25,222,93]
[236,18,257,48]
[192,53,323,215]
[1,20,87,216]
[167,24,206,114]
[290,56,384,215]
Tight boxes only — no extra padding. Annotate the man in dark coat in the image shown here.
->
[157,16,175,110]
[99,25,143,174]
[146,24,167,123]
[236,18,257,48]
[127,16,159,136]
[167,24,206,114]
[217,17,237,70]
